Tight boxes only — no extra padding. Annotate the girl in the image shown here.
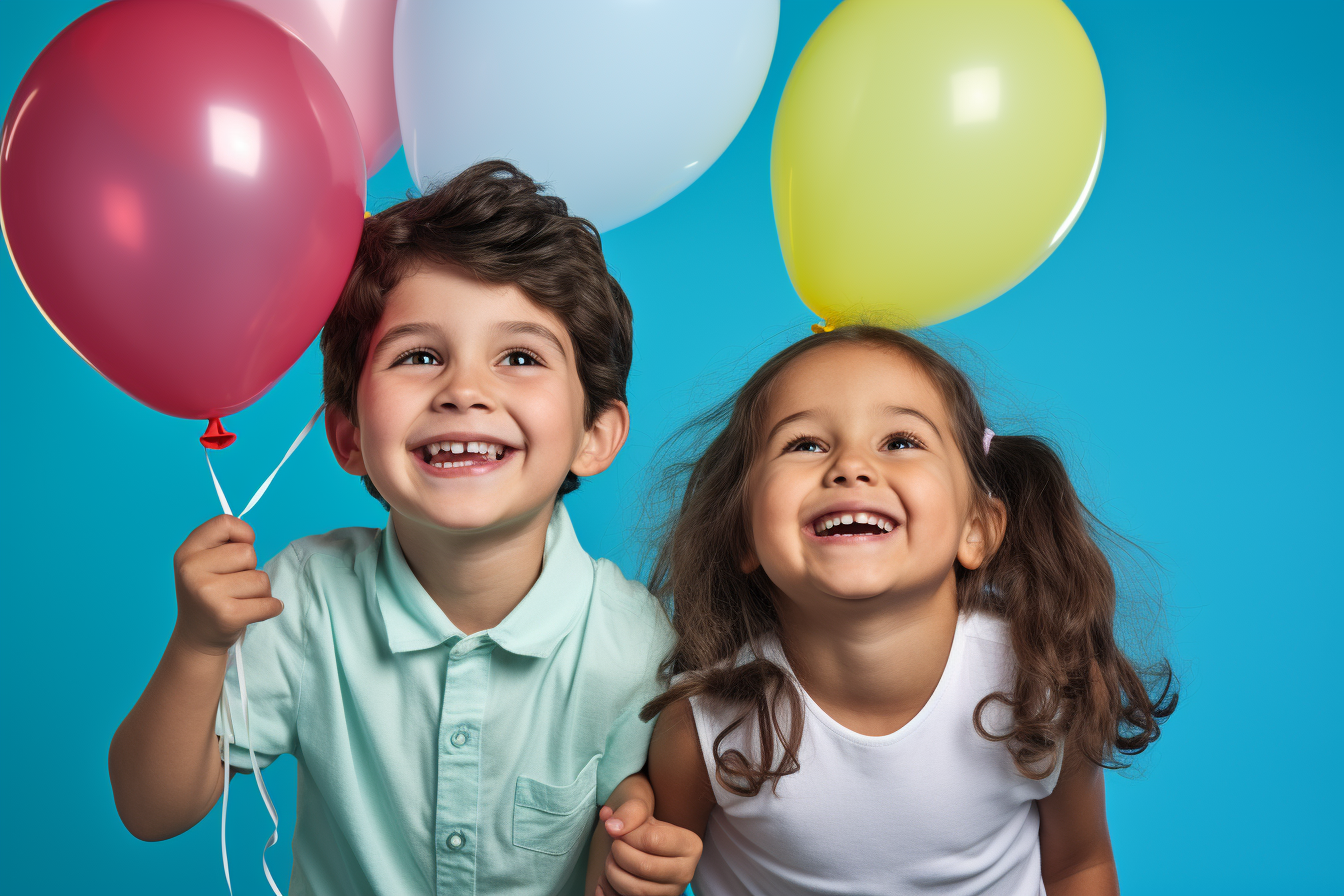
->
[639,326,1175,896]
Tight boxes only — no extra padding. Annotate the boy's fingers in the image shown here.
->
[193,569,272,606]
[178,515,255,558]
[617,817,703,860]
[228,596,284,627]
[604,797,650,837]
[193,541,259,575]
[603,851,686,896]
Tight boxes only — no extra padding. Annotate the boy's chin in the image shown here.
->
[390,500,558,536]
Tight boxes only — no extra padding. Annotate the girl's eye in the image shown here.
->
[785,438,825,453]
[884,433,922,451]
[501,349,541,367]
[394,349,439,367]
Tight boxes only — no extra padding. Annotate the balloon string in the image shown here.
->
[207,404,325,896]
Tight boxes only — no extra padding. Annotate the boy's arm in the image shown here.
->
[585,772,653,895]
[108,515,283,841]
[1037,746,1119,896]
[585,771,702,896]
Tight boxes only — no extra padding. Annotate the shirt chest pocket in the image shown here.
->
[512,753,601,856]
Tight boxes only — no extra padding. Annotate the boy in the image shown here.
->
[109,162,698,896]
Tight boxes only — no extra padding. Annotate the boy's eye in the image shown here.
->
[884,433,921,450]
[394,349,439,366]
[501,349,541,367]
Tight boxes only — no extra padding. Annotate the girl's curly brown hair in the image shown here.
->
[642,325,1177,796]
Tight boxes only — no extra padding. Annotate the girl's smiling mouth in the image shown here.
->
[809,510,898,537]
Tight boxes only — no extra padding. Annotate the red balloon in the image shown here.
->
[0,0,365,420]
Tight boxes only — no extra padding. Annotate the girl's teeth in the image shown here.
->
[428,443,441,456]
[813,513,897,535]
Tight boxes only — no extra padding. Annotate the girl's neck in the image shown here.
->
[776,571,961,737]
[390,503,554,635]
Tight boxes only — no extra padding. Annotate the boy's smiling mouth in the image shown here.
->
[413,437,518,472]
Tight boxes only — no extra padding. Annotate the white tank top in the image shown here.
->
[689,612,1060,896]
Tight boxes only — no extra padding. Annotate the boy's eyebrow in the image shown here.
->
[499,321,566,358]
[372,322,438,355]
[885,405,943,439]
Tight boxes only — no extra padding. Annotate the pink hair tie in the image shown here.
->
[982,428,994,455]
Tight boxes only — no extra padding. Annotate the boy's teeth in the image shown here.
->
[423,440,510,464]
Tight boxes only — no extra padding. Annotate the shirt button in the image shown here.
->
[447,831,465,850]
[451,730,468,747]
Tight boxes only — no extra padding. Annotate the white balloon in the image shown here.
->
[393,0,779,231]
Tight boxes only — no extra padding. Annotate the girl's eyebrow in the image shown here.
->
[885,405,942,438]
[766,410,815,442]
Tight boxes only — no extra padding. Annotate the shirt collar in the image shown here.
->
[375,502,595,658]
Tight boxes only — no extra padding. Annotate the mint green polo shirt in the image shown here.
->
[216,503,674,896]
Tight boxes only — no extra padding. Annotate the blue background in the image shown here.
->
[2,1,1340,891]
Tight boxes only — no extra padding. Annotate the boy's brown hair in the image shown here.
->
[321,160,634,501]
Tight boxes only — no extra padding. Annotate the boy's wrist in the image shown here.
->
[167,626,235,661]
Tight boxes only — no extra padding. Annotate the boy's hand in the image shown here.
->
[596,799,701,896]
[172,515,283,656]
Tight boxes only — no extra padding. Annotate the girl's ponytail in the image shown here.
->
[962,434,1178,778]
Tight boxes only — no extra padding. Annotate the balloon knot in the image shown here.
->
[811,321,834,334]
[201,417,237,450]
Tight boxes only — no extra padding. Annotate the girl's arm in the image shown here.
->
[647,697,716,838]
[1037,745,1119,896]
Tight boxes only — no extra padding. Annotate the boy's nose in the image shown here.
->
[433,367,494,412]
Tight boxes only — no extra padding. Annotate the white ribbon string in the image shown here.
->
[208,404,325,896]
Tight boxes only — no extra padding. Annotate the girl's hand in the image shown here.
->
[171,515,283,656]
[596,799,702,896]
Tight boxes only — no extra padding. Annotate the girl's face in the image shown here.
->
[744,342,992,611]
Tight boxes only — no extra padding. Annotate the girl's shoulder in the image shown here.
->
[960,609,1011,647]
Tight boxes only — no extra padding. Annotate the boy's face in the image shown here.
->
[330,262,621,536]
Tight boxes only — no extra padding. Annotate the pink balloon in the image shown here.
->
[0,0,366,421]
[239,0,401,176]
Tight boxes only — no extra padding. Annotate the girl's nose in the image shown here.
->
[826,447,876,486]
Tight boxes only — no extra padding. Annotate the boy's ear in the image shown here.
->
[325,405,368,476]
[570,401,630,478]
[958,496,1006,570]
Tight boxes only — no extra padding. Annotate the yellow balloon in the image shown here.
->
[772,0,1105,327]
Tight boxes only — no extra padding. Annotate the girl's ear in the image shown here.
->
[571,401,630,478]
[326,405,368,476]
[958,496,1006,570]
[739,548,761,575]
